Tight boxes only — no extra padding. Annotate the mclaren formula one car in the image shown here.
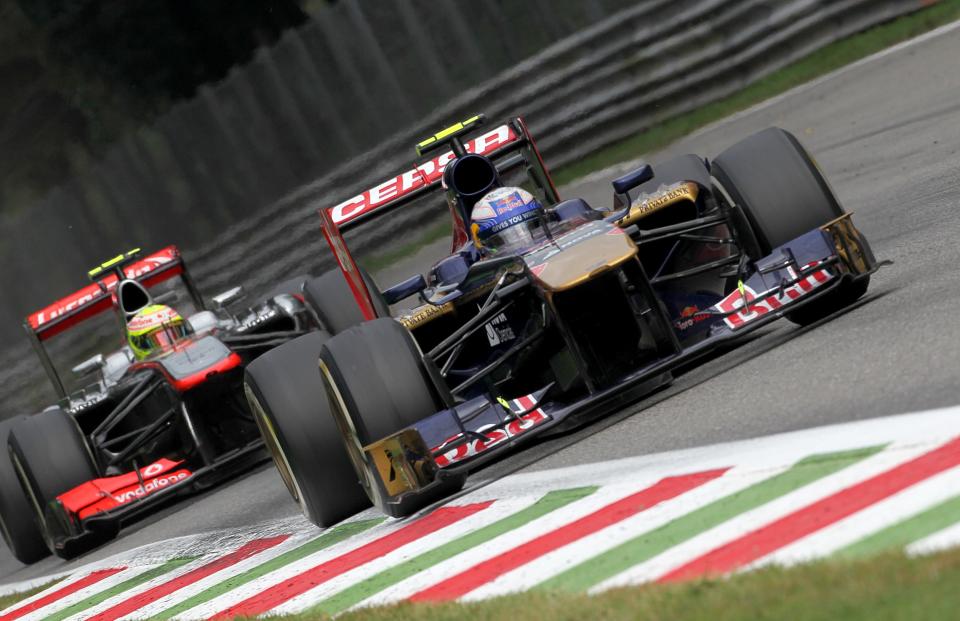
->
[246,115,882,527]
[0,247,316,562]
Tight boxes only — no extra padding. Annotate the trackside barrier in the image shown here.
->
[0,0,936,416]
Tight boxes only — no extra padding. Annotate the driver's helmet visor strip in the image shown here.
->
[131,321,189,356]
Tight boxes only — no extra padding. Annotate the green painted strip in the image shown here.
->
[44,557,194,621]
[539,445,885,592]
[836,493,960,558]
[310,486,599,616]
[151,518,383,620]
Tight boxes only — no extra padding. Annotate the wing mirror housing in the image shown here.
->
[383,274,427,305]
[612,164,654,196]
[212,286,245,310]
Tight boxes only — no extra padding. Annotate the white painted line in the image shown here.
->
[908,520,960,556]
[460,462,787,601]
[16,566,159,621]
[591,439,939,592]
[59,557,211,621]
[119,531,315,620]
[352,480,661,610]
[0,568,123,620]
[750,464,960,568]
[170,518,412,620]
[271,496,539,615]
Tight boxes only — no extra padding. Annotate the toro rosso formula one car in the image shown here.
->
[245,115,882,527]
[0,247,315,562]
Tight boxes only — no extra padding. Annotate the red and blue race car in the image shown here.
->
[245,115,883,527]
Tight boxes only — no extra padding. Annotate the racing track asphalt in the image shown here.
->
[3,20,960,585]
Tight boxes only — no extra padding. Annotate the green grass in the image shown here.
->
[0,578,62,612]
[291,547,960,620]
[551,0,960,186]
[4,548,960,620]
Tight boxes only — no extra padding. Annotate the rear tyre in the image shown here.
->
[711,127,868,325]
[319,318,448,511]
[0,416,48,564]
[8,408,98,557]
[303,268,390,335]
[244,331,369,527]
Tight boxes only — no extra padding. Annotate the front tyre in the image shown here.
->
[244,331,369,527]
[712,127,869,325]
[0,416,48,564]
[8,408,98,558]
[319,318,451,514]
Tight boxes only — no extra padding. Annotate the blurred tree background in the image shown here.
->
[0,0,308,213]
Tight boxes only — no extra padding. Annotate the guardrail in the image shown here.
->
[186,0,932,296]
[0,0,936,416]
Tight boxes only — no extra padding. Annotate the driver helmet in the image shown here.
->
[127,304,190,360]
[470,187,544,254]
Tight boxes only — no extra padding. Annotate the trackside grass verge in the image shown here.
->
[551,0,960,186]
[0,579,62,611]
[3,549,960,619]
[236,547,960,620]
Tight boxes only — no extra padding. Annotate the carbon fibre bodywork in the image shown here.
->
[310,116,882,519]
[7,249,317,559]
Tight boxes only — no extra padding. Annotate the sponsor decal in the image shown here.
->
[329,125,519,227]
[127,306,182,332]
[619,182,699,226]
[28,247,180,330]
[490,191,527,215]
[484,312,515,346]
[56,458,193,520]
[433,396,550,467]
[673,305,712,331]
[713,263,832,330]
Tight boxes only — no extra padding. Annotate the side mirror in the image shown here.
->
[612,164,654,196]
[383,274,427,305]
[212,286,245,310]
[72,354,104,377]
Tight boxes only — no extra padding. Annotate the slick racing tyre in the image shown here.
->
[303,268,390,335]
[8,408,98,558]
[711,127,868,326]
[0,415,48,564]
[244,331,369,527]
[319,318,450,513]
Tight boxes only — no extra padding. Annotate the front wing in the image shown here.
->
[357,215,881,518]
[44,439,266,558]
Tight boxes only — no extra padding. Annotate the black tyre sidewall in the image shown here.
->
[0,416,48,564]
[712,127,868,323]
[303,268,390,335]
[712,127,843,256]
[320,318,440,447]
[8,408,97,552]
[244,331,369,527]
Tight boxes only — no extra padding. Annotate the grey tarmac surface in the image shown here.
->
[3,20,960,585]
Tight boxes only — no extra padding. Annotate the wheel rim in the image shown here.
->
[318,360,379,506]
[244,384,305,511]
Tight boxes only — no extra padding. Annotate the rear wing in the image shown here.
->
[319,116,558,318]
[24,246,205,398]
[25,246,187,341]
